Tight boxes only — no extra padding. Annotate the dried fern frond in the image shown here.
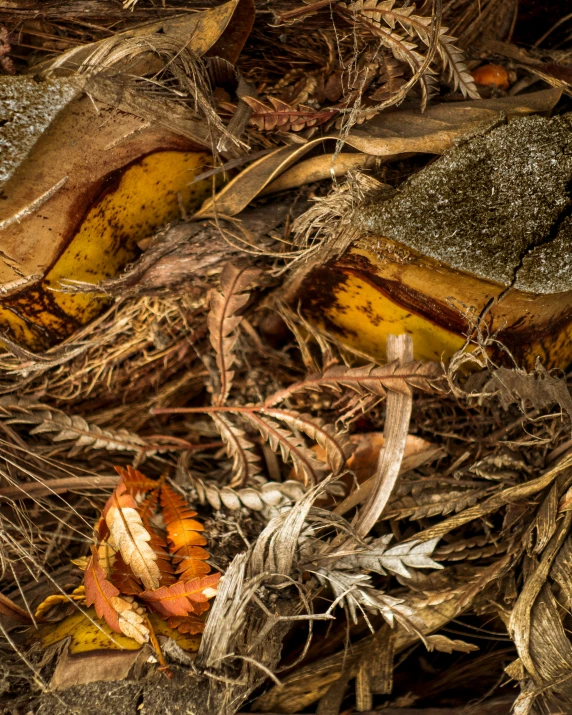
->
[331,534,443,578]
[242,96,338,132]
[313,567,427,633]
[383,483,492,521]
[258,408,350,476]
[265,360,442,406]
[338,1,437,109]
[208,263,260,405]
[209,413,263,488]
[340,0,479,100]
[1,396,184,459]
[160,484,211,580]
[190,475,307,512]
[240,410,329,486]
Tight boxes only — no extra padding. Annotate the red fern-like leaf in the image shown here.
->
[140,573,221,618]
[160,484,211,579]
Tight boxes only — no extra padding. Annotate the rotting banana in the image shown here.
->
[0,79,213,351]
[295,114,572,369]
[38,607,201,655]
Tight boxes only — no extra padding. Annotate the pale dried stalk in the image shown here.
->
[354,334,414,538]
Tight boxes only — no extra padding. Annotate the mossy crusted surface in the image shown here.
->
[0,76,78,186]
[357,114,572,293]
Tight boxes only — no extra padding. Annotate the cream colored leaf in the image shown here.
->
[109,596,149,644]
[106,504,160,591]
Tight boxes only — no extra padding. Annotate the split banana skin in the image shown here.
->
[1,79,571,371]
[0,78,212,351]
[297,114,572,369]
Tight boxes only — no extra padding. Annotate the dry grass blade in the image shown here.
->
[354,334,415,538]
[208,263,260,405]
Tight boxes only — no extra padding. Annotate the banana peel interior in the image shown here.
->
[37,607,201,654]
[0,89,215,351]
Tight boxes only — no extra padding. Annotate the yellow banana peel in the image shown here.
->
[0,84,213,350]
[37,607,201,655]
[295,115,572,369]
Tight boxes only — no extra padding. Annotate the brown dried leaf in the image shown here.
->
[243,95,338,132]
[266,360,442,406]
[208,262,260,405]
[210,412,263,487]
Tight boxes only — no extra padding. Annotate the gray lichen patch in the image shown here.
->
[357,114,572,293]
[517,216,572,294]
[0,76,79,186]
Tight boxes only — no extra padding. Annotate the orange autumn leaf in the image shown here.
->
[110,553,143,596]
[167,614,206,635]
[138,489,177,586]
[85,547,149,644]
[139,573,221,618]
[114,465,158,498]
[160,484,211,579]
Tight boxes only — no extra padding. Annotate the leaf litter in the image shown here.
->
[1,1,572,715]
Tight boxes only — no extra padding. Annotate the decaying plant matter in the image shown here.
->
[2,1,572,714]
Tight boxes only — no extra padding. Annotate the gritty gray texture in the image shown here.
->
[518,215,572,293]
[0,76,78,186]
[357,114,572,293]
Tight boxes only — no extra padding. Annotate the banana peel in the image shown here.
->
[294,114,572,369]
[37,607,201,655]
[0,0,256,351]
[0,85,213,350]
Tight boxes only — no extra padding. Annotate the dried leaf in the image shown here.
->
[210,412,263,488]
[259,408,349,475]
[242,96,337,132]
[482,364,572,417]
[335,535,443,578]
[341,0,479,100]
[0,593,33,624]
[160,484,211,580]
[104,482,161,591]
[266,360,441,405]
[208,262,260,404]
[240,410,329,486]
[424,634,478,653]
[167,614,206,635]
[140,573,221,618]
[195,90,560,218]
[84,549,149,644]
